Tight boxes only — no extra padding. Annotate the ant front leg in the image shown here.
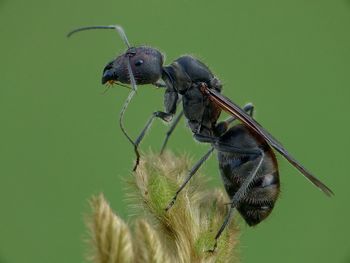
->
[132,87,178,171]
[133,111,173,171]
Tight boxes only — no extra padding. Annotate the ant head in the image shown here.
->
[67,25,164,88]
[67,24,164,164]
[102,46,164,85]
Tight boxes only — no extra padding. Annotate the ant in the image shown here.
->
[67,25,333,252]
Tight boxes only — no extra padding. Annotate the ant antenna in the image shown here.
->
[67,24,141,170]
[67,25,131,48]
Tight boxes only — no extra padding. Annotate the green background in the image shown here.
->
[0,0,349,262]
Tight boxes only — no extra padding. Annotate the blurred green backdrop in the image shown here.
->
[1,0,349,262]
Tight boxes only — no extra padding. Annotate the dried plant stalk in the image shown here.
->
[87,151,239,263]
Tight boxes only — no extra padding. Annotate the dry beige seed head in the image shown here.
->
[88,194,134,263]
[87,151,239,263]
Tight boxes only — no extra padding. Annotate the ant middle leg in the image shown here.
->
[134,111,174,147]
[160,110,184,154]
[166,113,258,212]
[165,146,215,211]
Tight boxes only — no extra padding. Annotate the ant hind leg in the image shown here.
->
[214,103,255,136]
[208,147,264,253]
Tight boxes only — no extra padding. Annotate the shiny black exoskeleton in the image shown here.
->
[162,56,224,137]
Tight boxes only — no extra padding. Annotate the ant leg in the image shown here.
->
[209,148,264,253]
[165,146,215,211]
[160,110,184,154]
[132,111,172,171]
[194,133,261,156]
[134,111,173,147]
[226,102,254,123]
[132,88,178,171]
[214,103,255,136]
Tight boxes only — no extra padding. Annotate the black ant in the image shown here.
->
[67,25,333,252]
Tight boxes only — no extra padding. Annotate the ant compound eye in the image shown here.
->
[135,59,144,66]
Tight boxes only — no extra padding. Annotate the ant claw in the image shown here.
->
[165,198,176,211]
[205,240,218,254]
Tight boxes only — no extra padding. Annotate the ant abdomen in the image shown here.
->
[218,124,280,226]
[237,171,280,226]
